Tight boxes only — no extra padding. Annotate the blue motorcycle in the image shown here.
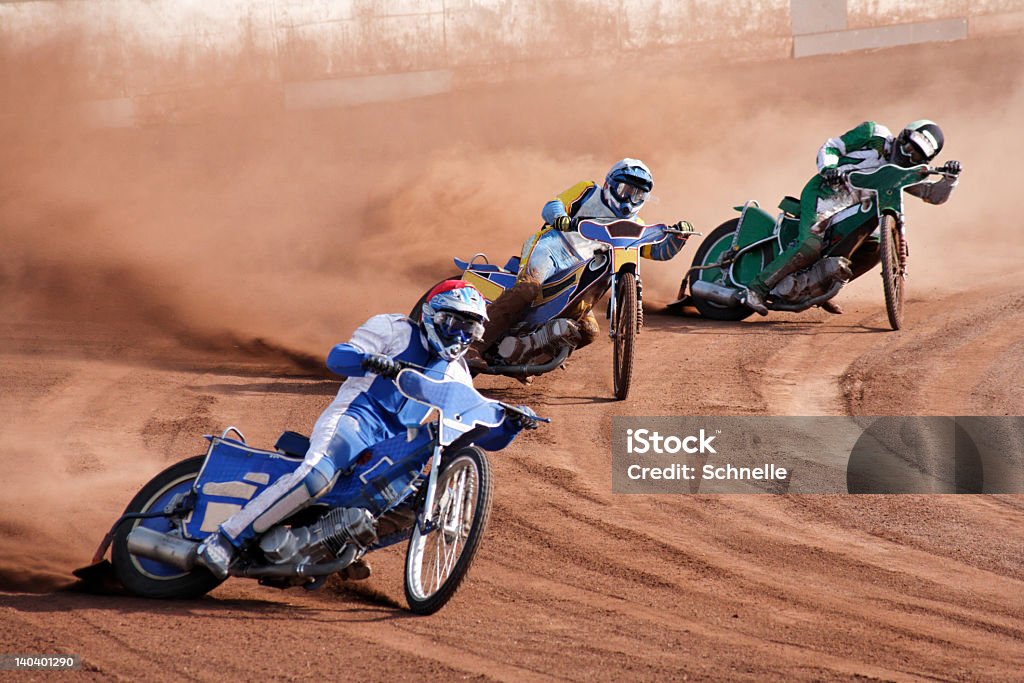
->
[78,367,546,614]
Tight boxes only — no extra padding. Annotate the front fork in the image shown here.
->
[416,442,445,534]
[607,271,643,339]
[895,214,909,278]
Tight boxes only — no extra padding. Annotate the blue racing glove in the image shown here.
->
[506,405,539,431]
[361,353,402,379]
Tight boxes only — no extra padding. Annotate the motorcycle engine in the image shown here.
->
[259,507,378,565]
[771,256,853,303]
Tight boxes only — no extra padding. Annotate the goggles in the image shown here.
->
[899,130,938,164]
[434,310,485,344]
[610,182,649,205]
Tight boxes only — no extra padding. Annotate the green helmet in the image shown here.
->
[892,120,944,166]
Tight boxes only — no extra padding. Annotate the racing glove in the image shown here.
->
[940,160,962,176]
[671,220,696,235]
[553,215,572,232]
[820,167,845,185]
[507,405,539,431]
[361,353,402,379]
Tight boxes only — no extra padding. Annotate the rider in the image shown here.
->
[473,158,695,360]
[741,120,962,316]
[196,281,536,579]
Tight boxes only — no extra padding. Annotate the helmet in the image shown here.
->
[420,280,488,361]
[892,120,944,166]
[602,158,653,219]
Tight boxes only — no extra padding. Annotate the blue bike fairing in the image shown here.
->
[396,369,513,448]
[577,220,670,248]
[186,428,437,539]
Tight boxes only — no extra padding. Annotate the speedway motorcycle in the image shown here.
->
[421,219,694,400]
[670,164,959,329]
[74,367,546,615]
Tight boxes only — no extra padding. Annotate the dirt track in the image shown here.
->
[1,35,1023,681]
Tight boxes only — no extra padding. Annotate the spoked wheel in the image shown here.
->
[689,219,758,321]
[879,215,905,330]
[404,447,492,615]
[111,456,223,598]
[613,271,639,400]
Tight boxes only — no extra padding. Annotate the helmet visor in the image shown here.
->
[898,140,927,164]
[610,182,649,205]
[900,129,939,164]
[434,310,485,345]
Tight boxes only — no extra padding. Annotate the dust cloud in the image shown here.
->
[0,29,1021,590]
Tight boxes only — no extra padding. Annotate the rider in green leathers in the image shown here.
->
[741,120,962,315]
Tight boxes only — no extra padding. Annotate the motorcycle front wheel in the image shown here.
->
[111,456,224,599]
[613,271,639,400]
[879,214,905,330]
[404,447,492,615]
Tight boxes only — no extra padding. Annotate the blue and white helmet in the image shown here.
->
[420,280,489,361]
[602,158,653,219]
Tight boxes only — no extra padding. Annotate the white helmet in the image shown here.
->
[420,281,488,361]
[602,158,653,218]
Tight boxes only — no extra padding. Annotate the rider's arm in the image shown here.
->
[817,121,890,173]
[640,232,686,261]
[905,175,958,205]
[473,422,520,451]
[541,181,597,226]
[325,314,401,377]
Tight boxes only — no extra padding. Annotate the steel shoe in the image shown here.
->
[740,289,769,316]
[196,533,235,580]
[820,298,844,315]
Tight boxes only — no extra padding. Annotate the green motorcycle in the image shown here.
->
[670,164,958,329]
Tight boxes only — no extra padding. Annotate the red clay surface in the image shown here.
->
[1,35,1022,681]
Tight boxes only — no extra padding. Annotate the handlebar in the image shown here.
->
[926,165,960,179]
[387,358,550,424]
[664,227,704,237]
[499,402,551,424]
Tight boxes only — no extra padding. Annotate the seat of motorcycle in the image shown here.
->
[274,431,311,459]
[453,255,520,274]
[778,196,801,217]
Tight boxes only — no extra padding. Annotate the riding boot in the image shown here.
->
[749,232,827,296]
[473,279,541,354]
[849,237,881,281]
[575,311,600,349]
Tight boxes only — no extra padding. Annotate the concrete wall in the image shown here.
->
[792,0,1024,57]
[2,0,1021,125]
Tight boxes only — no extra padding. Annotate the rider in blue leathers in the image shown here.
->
[197,281,534,579]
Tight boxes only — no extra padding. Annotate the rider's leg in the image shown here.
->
[749,176,828,298]
[196,416,370,578]
[473,277,541,354]
[472,229,552,355]
[575,311,600,349]
[849,235,881,280]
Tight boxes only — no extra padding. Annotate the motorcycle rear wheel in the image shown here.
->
[404,447,491,615]
[689,219,757,321]
[111,456,223,599]
[879,214,905,330]
[613,271,638,400]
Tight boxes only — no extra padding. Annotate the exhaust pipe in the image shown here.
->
[691,280,741,307]
[126,526,199,571]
